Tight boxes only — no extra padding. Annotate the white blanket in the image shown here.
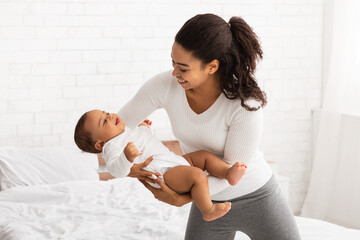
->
[0,178,359,240]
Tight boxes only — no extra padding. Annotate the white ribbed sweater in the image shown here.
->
[118,70,272,201]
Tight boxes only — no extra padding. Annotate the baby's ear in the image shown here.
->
[95,141,105,151]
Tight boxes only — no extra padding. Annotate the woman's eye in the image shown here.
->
[180,69,187,73]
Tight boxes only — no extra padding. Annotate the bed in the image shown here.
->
[1,147,359,240]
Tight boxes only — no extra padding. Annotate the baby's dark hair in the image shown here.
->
[74,111,101,154]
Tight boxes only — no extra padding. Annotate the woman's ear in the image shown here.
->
[208,59,219,74]
[95,141,105,151]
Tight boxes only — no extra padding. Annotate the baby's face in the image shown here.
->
[85,110,126,148]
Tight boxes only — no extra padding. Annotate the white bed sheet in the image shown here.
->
[0,178,359,240]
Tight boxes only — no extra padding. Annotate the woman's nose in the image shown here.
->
[172,66,179,77]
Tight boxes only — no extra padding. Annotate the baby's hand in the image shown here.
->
[124,142,140,163]
[138,119,152,128]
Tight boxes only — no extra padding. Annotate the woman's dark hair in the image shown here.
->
[74,111,101,154]
[175,13,267,111]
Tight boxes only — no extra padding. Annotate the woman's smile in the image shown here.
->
[177,78,187,84]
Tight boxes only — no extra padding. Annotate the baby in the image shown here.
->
[74,109,247,221]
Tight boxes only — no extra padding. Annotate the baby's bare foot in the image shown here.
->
[226,162,247,186]
[202,202,231,221]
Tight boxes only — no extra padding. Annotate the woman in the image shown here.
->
[119,14,301,240]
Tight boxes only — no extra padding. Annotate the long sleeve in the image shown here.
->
[118,71,172,128]
[117,70,272,200]
[208,101,264,196]
[102,140,133,178]
[223,101,263,166]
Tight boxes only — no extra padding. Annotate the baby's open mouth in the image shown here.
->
[115,118,119,125]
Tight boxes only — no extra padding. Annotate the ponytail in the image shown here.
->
[227,16,267,111]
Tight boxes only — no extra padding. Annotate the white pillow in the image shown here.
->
[0,146,99,190]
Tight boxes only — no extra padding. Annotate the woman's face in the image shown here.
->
[171,42,213,91]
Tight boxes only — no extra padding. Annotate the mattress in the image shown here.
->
[0,178,359,240]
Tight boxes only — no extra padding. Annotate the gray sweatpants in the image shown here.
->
[184,175,301,240]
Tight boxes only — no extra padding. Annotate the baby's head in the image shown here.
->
[74,109,126,153]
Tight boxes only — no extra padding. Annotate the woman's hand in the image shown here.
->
[127,156,161,182]
[138,178,192,207]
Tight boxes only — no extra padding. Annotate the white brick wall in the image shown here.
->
[0,0,324,214]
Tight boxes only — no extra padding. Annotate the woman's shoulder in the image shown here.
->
[223,96,262,111]
[135,70,180,109]
[145,70,174,85]
[141,70,177,94]
[222,97,263,123]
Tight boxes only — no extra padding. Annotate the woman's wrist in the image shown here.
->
[174,193,192,207]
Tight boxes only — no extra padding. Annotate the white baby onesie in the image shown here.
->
[102,126,190,188]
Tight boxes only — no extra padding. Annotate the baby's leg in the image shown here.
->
[183,150,247,186]
[164,165,231,221]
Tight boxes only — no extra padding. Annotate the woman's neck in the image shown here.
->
[185,76,222,114]
[186,75,221,100]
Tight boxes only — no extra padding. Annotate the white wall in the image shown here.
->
[0,0,324,214]
[322,0,333,100]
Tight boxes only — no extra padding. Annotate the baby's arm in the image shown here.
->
[105,140,161,181]
[124,119,152,163]
[103,141,139,178]
[123,142,140,163]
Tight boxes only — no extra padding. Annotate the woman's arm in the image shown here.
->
[139,178,192,207]
[162,140,183,155]
[118,71,172,128]
[117,72,187,204]
[126,140,187,205]
[98,153,106,165]
[99,172,115,181]
[127,140,190,206]
[207,105,264,196]
[127,156,161,182]
[223,105,263,165]
[98,154,116,181]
